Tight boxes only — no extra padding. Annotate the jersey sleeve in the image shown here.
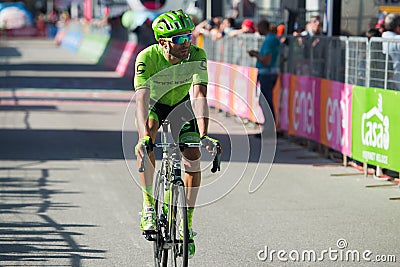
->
[190,46,208,86]
[133,49,152,91]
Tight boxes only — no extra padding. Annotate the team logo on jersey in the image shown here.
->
[136,62,146,74]
[199,59,207,70]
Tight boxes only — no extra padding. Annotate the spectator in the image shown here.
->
[36,12,46,37]
[276,23,285,36]
[366,28,381,39]
[301,15,322,37]
[229,18,255,37]
[213,17,236,40]
[46,8,59,38]
[301,15,325,77]
[247,19,280,138]
[382,13,400,90]
[194,17,221,40]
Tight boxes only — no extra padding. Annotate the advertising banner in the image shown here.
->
[288,75,321,141]
[216,63,233,113]
[272,74,281,128]
[205,61,261,123]
[319,80,352,156]
[232,65,252,120]
[352,87,400,171]
[206,61,218,108]
[78,33,109,62]
[116,41,137,76]
[278,73,290,131]
[61,29,83,52]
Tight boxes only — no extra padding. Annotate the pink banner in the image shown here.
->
[206,61,218,107]
[319,80,352,155]
[201,60,261,123]
[116,42,137,76]
[289,75,321,141]
[83,0,92,21]
[232,65,251,119]
[251,82,264,124]
[342,84,352,156]
[216,64,233,113]
[278,73,290,131]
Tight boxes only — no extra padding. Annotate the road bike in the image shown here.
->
[139,120,221,267]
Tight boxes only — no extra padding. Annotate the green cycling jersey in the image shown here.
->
[134,44,208,106]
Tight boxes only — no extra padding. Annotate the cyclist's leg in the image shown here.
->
[138,109,159,231]
[169,99,200,258]
[139,117,158,206]
[139,102,169,206]
[181,148,200,259]
[182,149,201,205]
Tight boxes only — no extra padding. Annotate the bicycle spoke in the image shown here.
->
[153,170,169,266]
[169,184,188,267]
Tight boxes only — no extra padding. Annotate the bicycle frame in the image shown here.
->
[155,121,201,243]
[140,120,220,266]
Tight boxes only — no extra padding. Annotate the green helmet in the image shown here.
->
[152,9,195,41]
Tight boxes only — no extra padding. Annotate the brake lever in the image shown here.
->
[211,143,221,173]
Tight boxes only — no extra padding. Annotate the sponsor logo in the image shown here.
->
[361,94,389,150]
[136,62,146,75]
[293,80,316,134]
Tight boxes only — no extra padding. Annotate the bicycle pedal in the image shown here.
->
[142,231,157,241]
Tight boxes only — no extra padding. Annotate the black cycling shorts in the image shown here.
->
[149,95,200,143]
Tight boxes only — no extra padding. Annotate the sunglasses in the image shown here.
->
[164,33,192,44]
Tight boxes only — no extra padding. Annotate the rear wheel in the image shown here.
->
[169,182,188,267]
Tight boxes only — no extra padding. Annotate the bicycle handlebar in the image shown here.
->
[138,142,221,173]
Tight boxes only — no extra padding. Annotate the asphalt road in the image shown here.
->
[0,38,399,267]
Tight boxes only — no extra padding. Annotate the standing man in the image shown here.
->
[382,13,400,90]
[248,19,280,138]
[134,9,220,259]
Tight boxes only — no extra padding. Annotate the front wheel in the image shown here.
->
[169,182,188,267]
[153,171,168,266]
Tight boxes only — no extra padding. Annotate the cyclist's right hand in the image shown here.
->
[135,136,153,159]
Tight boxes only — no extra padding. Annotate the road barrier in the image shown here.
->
[201,34,400,175]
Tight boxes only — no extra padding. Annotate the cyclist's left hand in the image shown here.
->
[135,136,153,158]
[201,135,222,155]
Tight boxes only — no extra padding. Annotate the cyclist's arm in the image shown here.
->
[135,88,151,139]
[134,49,152,139]
[192,83,209,138]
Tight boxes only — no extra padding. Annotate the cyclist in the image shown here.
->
[134,9,220,259]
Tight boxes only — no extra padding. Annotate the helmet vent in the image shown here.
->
[160,18,171,30]
[174,21,182,29]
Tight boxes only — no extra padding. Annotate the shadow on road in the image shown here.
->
[0,126,326,165]
[0,166,106,266]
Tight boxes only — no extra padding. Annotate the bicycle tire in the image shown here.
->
[153,170,168,267]
[169,182,188,267]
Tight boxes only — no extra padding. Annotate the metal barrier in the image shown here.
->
[202,34,400,90]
